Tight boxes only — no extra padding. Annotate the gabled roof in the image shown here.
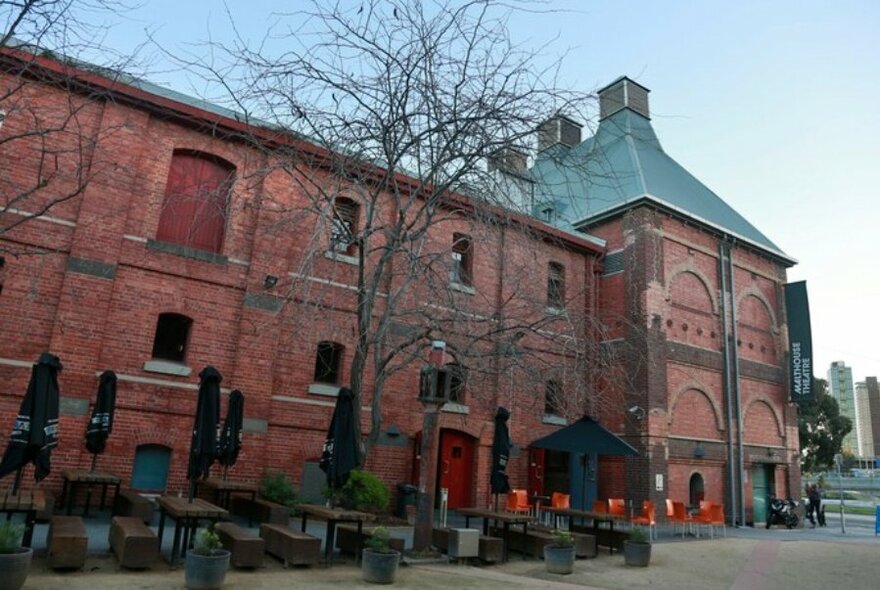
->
[530,107,796,265]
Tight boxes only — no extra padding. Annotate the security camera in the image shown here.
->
[628,406,646,419]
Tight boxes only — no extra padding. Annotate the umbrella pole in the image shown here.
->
[223,466,228,481]
[90,452,98,473]
[11,467,23,495]
[581,454,587,511]
[188,479,196,503]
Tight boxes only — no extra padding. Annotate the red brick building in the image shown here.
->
[0,50,799,525]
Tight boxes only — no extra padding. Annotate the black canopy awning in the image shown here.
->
[531,416,638,456]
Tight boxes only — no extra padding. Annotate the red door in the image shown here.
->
[438,431,474,509]
[528,448,546,498]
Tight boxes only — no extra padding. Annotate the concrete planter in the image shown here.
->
[623,541,651,567]
[184,549,230,589]
[362,549,400,584]
[0,547,33,590]
[544,544,575,575]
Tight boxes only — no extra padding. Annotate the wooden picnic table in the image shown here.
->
[544,506,629,553]
[156,496,228,567]
[456,507,533,562]
[60,469,120,517]
[297,503,375,565]
[0,489,45,547]
[197,477,258,509]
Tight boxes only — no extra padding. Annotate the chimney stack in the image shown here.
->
[488,147,529,176]
[598,76,650,120]
[537,115,582,152]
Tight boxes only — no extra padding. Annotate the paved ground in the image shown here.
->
[22,509,880,589]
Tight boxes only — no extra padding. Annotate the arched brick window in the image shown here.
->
[156,150,235,253]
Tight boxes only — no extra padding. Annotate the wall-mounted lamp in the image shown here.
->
[628,405,646,420]
[263,274,279,289]
[694,443,706,458]
[386,424,401,438]
[767,447,778,458]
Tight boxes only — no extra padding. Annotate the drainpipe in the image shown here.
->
[727,239,746,527]
[719,241,737,526]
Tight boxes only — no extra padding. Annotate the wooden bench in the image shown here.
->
[109,516,158,569]
[260,524,320,566]
[432,527,503,563]
[231,496,290,526]
[489,526,597,559]
[215,522,265,568]
[336,524,405,555]
[112,491,154,524]
[47,515,88,570]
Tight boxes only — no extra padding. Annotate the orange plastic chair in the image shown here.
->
[551,492,570,528]
[672,501,696,538]
[608,498,626,517]
[506,489,531,515]
[694,500,714,537]
[708,503,726,538]
[630,500,656,540]
[592,499,608,513]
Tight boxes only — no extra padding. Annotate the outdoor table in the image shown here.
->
[0,490,45,547]
[156,496,229,567]
[197,477,258,509]
[530,494,551,525]
[297,503,375,565]
[544,507,628,554]
[456,507,533,562]
[60,469,120,517]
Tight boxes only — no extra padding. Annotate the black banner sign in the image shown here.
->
[784,281,814,404]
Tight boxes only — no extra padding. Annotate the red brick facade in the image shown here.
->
[0,50,798,525]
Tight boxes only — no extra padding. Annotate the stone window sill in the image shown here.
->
[143,360,192,377]
[441,402,469,415]
[325,250,358,265]
[450,282,476,295]
[542,414,566,425]
[308,383,341,396]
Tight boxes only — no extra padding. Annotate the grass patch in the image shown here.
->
[821,504,877,516]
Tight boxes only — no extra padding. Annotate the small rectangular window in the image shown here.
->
[151,313,193,363]
[331,198,359,255]
[451,234,473,286]
[548,262,565,309]
[545,380,562,416]
[314,341,344,384]
[437,363,465,403]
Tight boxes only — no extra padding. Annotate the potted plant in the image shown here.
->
[361,526,400,584]
[623,526,651,567]
[0,521,30,590]
[184,525,231,590]
[544,529,575,575]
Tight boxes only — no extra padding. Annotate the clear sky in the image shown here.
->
[94,0,880,384]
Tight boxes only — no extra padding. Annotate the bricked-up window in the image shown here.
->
[331,197,359,255]
[437,362,465,403]
[547,262,565,309]
[451,234,473,286]
[151,313,193,363]
[545,379,562,415]
[314,341,344,384]
[156,151,235,254]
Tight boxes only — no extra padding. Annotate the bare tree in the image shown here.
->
[0,0,137,251]
[176,0,643,459]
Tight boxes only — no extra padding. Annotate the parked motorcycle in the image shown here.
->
[766,496,800,529]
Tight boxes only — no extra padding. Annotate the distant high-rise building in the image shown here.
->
[854,381,874,460]
[827,361,857,455]
[866,377,880,459]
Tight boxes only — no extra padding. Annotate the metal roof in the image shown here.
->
[530,107,796,265]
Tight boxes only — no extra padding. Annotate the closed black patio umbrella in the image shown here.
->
[187,366,222,501]
[0,352,62,493]
[319,387,361,492]
[217,389,244,480]
[85,370,117,471]
[490,407,512,508]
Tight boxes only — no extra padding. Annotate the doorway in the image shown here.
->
[751,464,775,524]
[131,444,171,492]
[689,472,705,506]
[438,430,475,509]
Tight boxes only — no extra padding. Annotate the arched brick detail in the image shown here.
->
[669,383,724,438]
[736,287,779,334]
[438,415,488,443]
[743,397,784,442]
[665,261,718,315]
[133,427,183,449]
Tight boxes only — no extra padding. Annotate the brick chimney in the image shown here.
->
[598,76,650,120]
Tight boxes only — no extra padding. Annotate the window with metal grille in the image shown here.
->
[545,379,562,416]
[314,341,344,384]
[156,151,235,254]
[451,234,473,286]
[331,198,359,255]
[547,262,565,309]
[151,313,193,363]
